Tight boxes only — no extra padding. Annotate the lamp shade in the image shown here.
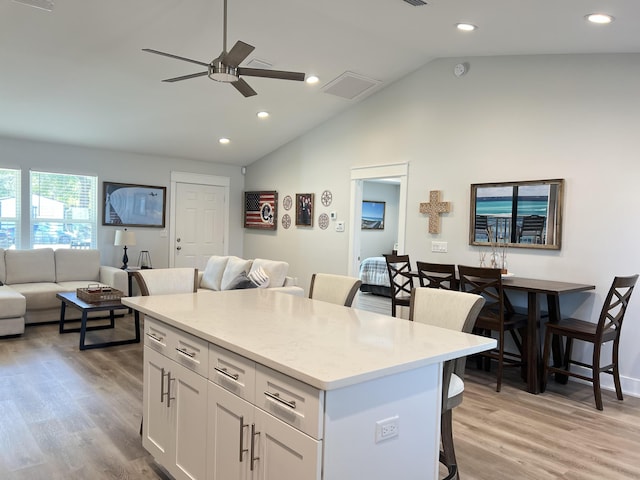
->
[114,229,136,246]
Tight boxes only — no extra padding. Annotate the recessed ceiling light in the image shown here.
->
[219,138,230,145]
[586,13,614,24]
[257,111,270,119]
[456,23,477,32]
[305,75,319,85]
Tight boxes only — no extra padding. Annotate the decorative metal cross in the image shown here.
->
[419,190,452,234]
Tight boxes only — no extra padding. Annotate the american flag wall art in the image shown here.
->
[244,191,278,230]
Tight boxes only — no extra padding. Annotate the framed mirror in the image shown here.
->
[469,179,564,250]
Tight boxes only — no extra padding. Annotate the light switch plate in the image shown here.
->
[431,241,448,253]
[336,221,345,232]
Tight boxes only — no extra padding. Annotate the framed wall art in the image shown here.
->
[103,182,166,227]
[296,193,314,227]
[244,191,278,230]
[362,200,385,230]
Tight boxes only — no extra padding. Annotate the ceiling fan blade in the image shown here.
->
[162,71,209,83]
[232,78,257,97]
[237,67,305,82]
[223,41,255,67]
[142,48,209,67]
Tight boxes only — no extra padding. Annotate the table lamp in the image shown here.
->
[114,228,136,269]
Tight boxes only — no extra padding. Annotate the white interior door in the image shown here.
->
[174,182,226,269]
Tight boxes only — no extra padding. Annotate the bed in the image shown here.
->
[358,256,391,297]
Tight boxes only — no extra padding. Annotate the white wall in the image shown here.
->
[361,181,399,259]
[0,136,245,267]
[244,53,640,395]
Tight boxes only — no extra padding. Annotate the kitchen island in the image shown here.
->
[124,288,495,480]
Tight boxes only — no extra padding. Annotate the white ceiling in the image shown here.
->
[1,0,639,166]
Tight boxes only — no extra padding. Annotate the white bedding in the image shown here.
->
[358,256,390,287]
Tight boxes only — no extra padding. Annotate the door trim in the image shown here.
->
[169,172,230,267]
[348,163,408,277]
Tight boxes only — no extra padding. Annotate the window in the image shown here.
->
[0,168,20,249]
[30,171,97,249]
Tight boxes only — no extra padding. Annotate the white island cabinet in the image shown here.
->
[124,289,495,480]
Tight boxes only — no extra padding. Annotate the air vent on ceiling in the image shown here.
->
[246,58,273,69]
[403,0,427,6]
[322,72,381,101]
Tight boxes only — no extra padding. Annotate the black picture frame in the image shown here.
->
[103,182,166,227]
[296,193,314,227]
[362,200,385,230]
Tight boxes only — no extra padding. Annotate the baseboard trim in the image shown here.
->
[568,364,640,399]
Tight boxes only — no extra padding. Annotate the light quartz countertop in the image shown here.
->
[123,289,495,390]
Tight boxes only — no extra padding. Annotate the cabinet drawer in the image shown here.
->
[170,328,209,377]
[209,344,256,403]
[144,316,172,353]
[255,364,324,439]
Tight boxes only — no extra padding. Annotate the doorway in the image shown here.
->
[348,163,408,277]
[169,172,230,269]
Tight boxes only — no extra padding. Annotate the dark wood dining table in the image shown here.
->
[501,277,595,394]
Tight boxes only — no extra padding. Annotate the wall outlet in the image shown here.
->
[375,416,399,442]
[431,241,447,253]
[336,221,345,232]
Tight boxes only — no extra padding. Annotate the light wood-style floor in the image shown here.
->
[1,297,639,479]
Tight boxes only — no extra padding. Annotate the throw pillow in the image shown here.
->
[249,259,289,288]
[201,256,229,291]
[247,266,270,288]
[228,267,270,290]
[220,256,252,290]
[227,271,258,290]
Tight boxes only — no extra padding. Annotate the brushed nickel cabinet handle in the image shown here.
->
[264,391,296,409]
[239,416,248,462]
[214,366,240,381]
[176,347,195,358]
[250,423,260,471]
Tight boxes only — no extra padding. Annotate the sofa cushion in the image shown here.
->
[0,248,5,284]
[5,248,56,284]
[201,256,230,291]
[220,256,252,291]
[55,249,101,282]
[9,282,66,310]
[249,258,289,288]
[0,285,26,318]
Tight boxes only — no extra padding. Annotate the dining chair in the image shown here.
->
[308,273,362,307]
[133,268,199,296]
[409,287,485,480]
[384,254,414,317]
[458,265,528,392]
[132,267,199,436]
[415,261,458,290]
[541,274,638,410]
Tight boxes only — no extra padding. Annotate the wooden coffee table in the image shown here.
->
[57,291,140,350]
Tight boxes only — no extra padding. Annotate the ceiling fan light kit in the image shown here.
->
[143,0,305,97]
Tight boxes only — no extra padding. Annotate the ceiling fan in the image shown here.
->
[143,0,306,97]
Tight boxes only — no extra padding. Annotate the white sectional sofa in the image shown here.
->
[198,255,303,296]
[0,248,128,336]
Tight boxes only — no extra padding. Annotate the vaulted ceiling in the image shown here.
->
[2,0,639,166]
